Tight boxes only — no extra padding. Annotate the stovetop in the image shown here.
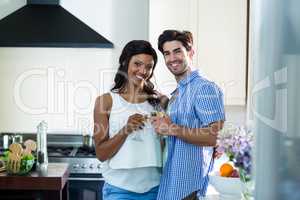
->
[46,137,102,174]
[48,145,102,174]
[47,146,96,158]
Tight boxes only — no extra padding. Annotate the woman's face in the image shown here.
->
[127,53,155,88]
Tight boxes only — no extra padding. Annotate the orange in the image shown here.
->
[219,163,234,177]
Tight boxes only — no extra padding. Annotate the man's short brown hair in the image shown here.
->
[158,30,193,53]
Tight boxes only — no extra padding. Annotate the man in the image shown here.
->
[151,30,225,200]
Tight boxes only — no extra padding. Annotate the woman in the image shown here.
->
[93,40,166,200]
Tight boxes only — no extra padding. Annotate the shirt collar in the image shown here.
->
[170,70,200,95]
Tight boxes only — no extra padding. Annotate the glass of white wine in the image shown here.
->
[130,113,147,142]
[151,104,169,139]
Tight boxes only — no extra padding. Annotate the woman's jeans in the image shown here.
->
[102,182,158,200]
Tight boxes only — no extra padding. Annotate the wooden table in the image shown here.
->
[0,163,69,200]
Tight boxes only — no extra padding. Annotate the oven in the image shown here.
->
[68,173,104,200]
[46,134,104,200]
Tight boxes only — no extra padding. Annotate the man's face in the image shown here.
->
[162,40,193,76]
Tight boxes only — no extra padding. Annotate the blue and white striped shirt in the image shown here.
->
[157,70,225,200]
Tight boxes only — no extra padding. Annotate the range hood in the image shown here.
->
[0,0,113,48]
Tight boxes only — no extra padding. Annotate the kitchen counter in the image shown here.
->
[0,163,69,200]
[203,185,220,199]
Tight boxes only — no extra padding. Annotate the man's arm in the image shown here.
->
[173,120,224,146]
[151,116,224,146]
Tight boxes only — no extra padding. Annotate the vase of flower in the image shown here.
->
[215,125,255,200]
[239,168,254,200]
[241,179,254,200]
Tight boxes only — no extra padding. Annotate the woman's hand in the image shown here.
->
[124,113,146,135]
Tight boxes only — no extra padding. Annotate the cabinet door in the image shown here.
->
[196,0,248,105]
[149,0,247,105]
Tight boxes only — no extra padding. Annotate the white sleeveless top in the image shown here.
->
[101,92,162,193]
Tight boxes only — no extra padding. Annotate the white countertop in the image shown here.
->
[203,185,219,200]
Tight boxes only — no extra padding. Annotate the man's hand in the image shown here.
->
[150,115,175,136]
[209,121,224,136]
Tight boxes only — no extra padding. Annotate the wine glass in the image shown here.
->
[151,103,169,139]
[130,113,147,142]
[130,130,144,142]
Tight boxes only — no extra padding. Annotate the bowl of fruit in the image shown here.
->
[1,140,37,175]
[209,163,243,200]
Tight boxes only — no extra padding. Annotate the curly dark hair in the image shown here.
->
[111,40,159,106]
[158,30,193,53]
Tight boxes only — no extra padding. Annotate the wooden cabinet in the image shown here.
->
[0,163,69,200]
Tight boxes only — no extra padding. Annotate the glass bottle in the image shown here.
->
[36,121,48,167]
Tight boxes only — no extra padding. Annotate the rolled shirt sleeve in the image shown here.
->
[194,82,225,126]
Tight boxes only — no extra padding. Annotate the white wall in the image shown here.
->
[61,0,149,65]
[0,0,26,19]
[149,0,247,105]
[0,0,149,134]
[0,48,113,134]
